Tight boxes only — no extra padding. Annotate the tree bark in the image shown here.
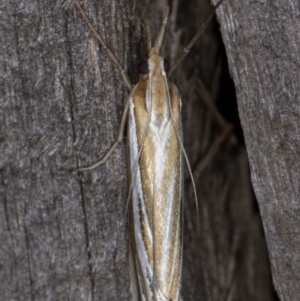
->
[1,0,276,300]
[216,0,300,300]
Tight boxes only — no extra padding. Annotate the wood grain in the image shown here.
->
[216,0,300,300]
[0,0,276,300]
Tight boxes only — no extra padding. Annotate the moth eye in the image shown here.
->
[163,59,170,72]
[139,59,149,74]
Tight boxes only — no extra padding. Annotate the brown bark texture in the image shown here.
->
[0,0,276,300]
[216,1,300,300]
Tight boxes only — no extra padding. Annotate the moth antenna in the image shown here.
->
[163,76,200,230]
[154,7,170,51]
[142,10,152,53]
[73,0,132,89]
[168,0,225,75]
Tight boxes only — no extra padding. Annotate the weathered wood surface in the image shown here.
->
[216,0,300,300]
[1,0,275,300]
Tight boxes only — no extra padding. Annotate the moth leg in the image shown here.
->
[74,92,132,172]
[73,0,132,90]
[168,0,225,75]
[194,125,233,176]
[197,78,237,145]
[194,77,236,176]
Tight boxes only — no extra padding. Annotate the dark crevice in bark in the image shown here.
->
[79,179,95,300]
[24,226,34,301]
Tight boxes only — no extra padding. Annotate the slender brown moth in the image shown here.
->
[73,1,225,300]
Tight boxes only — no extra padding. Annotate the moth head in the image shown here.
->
[140,8,170,77]
[138,58,169,75]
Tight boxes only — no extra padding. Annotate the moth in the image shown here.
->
[73,1,224,300]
